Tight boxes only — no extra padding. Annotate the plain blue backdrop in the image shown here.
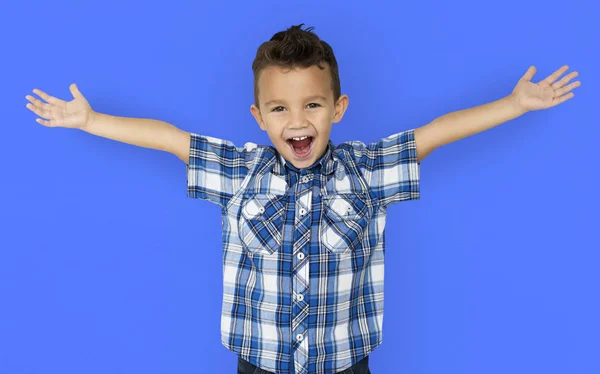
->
[2,0,599,373]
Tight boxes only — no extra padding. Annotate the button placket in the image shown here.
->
[291,171,312,371]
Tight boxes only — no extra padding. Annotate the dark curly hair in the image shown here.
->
[251,24,341,109]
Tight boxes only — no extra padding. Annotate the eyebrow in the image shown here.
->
[264,95,328,107]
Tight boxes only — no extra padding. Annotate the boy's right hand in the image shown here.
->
[25,83,94,130]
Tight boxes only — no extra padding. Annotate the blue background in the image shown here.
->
[2,0,599,373]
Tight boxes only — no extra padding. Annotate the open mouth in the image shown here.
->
[286,136,314,159]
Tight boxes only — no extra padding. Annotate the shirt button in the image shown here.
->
[297,252,305,260]
[296,333,304,342]
[299,208,306,216]
[297,293,304,302]
[301,176,310,183]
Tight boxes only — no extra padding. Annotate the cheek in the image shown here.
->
[310,112,333,129]
[316,119,333,135]
[267,114,289,127]
[265,125,287,144]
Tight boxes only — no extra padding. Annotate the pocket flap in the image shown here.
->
[323,193,367,220]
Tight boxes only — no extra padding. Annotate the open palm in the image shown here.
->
[25,83,93,129]
[511,65,581,112]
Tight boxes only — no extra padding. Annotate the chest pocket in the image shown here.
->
[320,193,371,255]
[238,194,287,255]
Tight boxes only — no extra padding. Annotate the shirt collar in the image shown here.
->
[270,140,336,176]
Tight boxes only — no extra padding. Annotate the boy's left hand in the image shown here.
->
[511,65,581,113]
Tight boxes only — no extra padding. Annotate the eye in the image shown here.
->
[271,103,321,112]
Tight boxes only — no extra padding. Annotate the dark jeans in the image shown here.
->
[237,355,371,374]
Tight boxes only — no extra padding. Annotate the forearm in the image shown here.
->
[82,112,191,163]
[423,94,528,148]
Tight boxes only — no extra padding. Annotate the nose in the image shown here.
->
[289,109,309,129]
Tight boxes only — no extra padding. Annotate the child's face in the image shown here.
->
[250,64,348,169]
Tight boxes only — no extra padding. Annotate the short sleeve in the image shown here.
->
[348,128,420,207]
[186,133,257,208]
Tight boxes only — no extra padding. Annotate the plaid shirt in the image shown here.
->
[186,129,420,374]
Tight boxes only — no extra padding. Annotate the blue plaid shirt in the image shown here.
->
[186,129,420,374]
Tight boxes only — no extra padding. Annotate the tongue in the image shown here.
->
[291,137,311,148]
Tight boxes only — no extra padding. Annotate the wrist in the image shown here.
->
[82,110,98,132]
[508,93,529,116]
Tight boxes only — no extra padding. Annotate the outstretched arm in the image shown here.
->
[413,65,581,163]
[26,83,192,164]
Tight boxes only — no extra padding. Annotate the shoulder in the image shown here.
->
[189,133,275,164]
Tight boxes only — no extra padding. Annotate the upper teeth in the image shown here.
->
[292,136,308,141]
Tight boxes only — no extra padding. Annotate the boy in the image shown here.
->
[25,24,579,374]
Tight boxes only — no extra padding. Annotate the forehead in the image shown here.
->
[258,64,332,103]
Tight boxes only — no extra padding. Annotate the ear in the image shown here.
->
[250,104,267,131]
[332,94,349,124]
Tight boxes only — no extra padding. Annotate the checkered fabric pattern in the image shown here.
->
[186,129,420,374]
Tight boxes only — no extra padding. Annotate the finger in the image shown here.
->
[522,66,536,81]
[551,92,574,107]
[25,102,52,119]
[25,95,51,111]
[32,88,61,105]
[552,71,579,89]
[554,81,581,97]
[35,118,54,127]
[69,83,83,99]
[542,65,569,85]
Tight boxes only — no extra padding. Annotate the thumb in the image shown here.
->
[522,66,536,82]
[69,83,83,99]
